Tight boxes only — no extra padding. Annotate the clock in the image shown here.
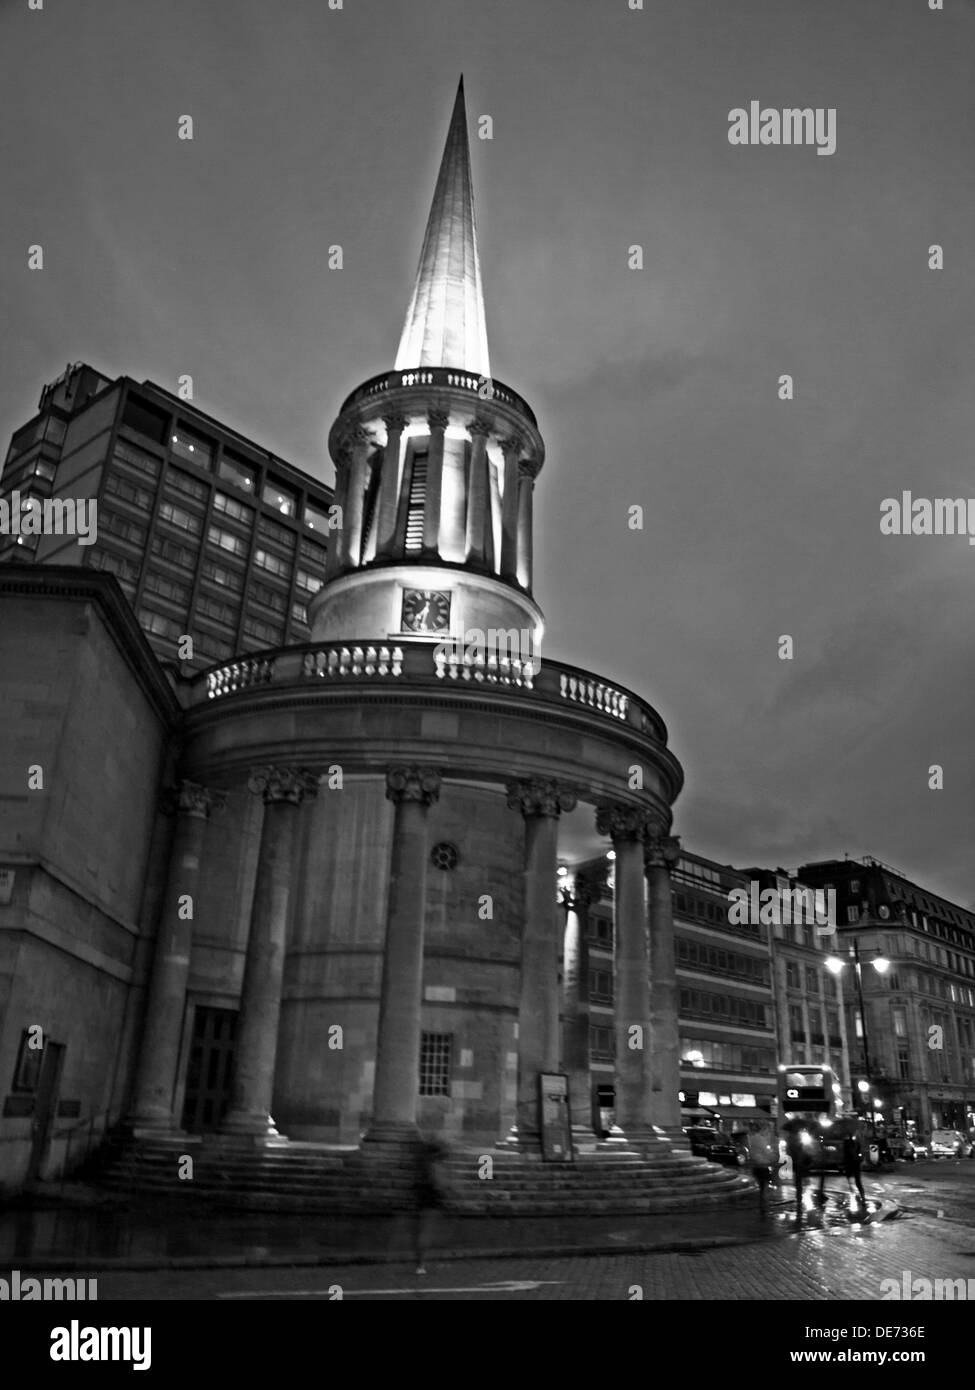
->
[401,589,451,634]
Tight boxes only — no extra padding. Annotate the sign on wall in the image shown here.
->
[538,1072,574,1162]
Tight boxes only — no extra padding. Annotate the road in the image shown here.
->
[84,1159,975,1301]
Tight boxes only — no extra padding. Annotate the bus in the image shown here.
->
[776,1064,840,1123]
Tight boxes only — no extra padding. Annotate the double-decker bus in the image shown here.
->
[776,1064,840,1124]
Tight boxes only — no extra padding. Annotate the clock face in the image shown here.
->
[401,589,451,634]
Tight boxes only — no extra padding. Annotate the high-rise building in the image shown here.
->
[1,365,335,669]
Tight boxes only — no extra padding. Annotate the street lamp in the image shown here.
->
[824,940,890,1136]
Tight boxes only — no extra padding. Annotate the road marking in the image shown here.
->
[219,1278,564,1299]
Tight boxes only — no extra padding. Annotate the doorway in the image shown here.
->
[26,1041,66,1183]
[180,1006,237,1133]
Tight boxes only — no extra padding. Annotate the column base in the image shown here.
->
[360,1122,423,1157]
[218,1111,287,1144]
[121,1110,185,1139]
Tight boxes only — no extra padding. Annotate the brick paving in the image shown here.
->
[88,1209,975,1300]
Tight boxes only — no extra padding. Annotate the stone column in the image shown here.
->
[128,782,221,1131]
[220,766,318,1141]
[422,410,449,556]
[363,765,442,1146]
[499,437,521,581]
[341,426,372,569]
[645,829,683,1135]
[464,418,492,566]
[506,777,576,1145]
[325,456,351,578]
[563,874,599,1142]
[597,804,655,1142]
[516,462,534,590]
[374,413,408,559]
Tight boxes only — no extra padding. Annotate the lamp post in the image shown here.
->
[825,938,890,1137]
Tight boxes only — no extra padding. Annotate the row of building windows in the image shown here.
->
[121,390,333,537]
[787,1003,842,1047]
[675,892,763,940]
[679,989,769,1031]
[677,936,771,986]
[680,1037,777,1074]
[785,962,840,996]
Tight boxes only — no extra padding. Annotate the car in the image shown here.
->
[930,1129,973,1158]
[684,1125,741,1166]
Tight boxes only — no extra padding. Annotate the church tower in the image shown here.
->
[309,79,545,663]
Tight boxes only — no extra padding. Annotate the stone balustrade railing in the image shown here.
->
[338,367,537,428]
[197,640,666,741]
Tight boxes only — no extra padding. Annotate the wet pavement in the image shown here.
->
[0,1180,895,1271]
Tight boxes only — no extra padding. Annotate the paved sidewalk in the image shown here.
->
[0,1181,897,1272]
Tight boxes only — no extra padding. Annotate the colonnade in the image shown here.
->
[128,767,681,1148]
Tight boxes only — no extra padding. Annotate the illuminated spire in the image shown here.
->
[394,77,491,377]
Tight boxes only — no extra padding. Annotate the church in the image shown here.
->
[0,80,746,1207]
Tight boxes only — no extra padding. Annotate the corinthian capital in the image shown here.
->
[573,872,604,910]
[247,766,320,806]
[500,435,524,460]
[383,413,409,433]
[595,802,650,844]
[506,777,577,819]
[385,765,442,806]
[164,780,224,820]
[427,409,450,432]
[467,417,492,438]
[644,834,681,871]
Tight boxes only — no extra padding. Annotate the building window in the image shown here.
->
[847,905,860,923]
[430,842,459,872]
[419,1032,452,1097]
[299,536,328,567]
[201,558,244,593]
[892,1007,907,1037]
[158,500,202,536]
[587,917,613,949]
[262,478,297,517]
[103,472,155,511]
[242,615,284,646]
[789,1003,804,1043]
[253,547,289,577]
[805,967,819,995]
[897,1048,910,1080]
[250,579,287,614]
[218,450,257,493]
[257,515,297,551]
[196,595,237,628]
[590,1026,613,1061]
[100,508,147,546]
[122,393,169,445]
[166,468,209,503]
[142,570,191,607]
[151,535,197,571]
[826,1010,841,1047]
[208,525,249,559]
[303,501,331,535]
[113,440,161,478]
[291,601,308,627]
[137,608,184,641]
[295,567,323,595]
[214,491,255,525]
[589,969,613,1005]
[190,629,235,663]
[786,962,800,990]
[89,548,140,585]
[808,1006,824,1045]
[171,426,214,470]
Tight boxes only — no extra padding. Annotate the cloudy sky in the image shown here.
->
[2,0,973,904]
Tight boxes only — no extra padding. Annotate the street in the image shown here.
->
[78,1159,975,1301]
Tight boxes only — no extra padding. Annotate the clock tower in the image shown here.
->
[308,78,545,666]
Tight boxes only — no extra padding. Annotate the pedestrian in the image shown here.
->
[841,1124,866,1204]
[783,1117,826,1217]
[414,1137,449,1275]
[746,1120,776,1212]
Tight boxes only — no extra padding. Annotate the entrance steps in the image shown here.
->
[90,1130,753,1215]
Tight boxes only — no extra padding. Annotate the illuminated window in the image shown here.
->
[303,501,331,534]
[158,501,202,536]
[253,547,289,578]
[208,525,248,559]
[218,451,256,494]
[171,426,214,470]
[262,478,297,517]
[214,491,254,525]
